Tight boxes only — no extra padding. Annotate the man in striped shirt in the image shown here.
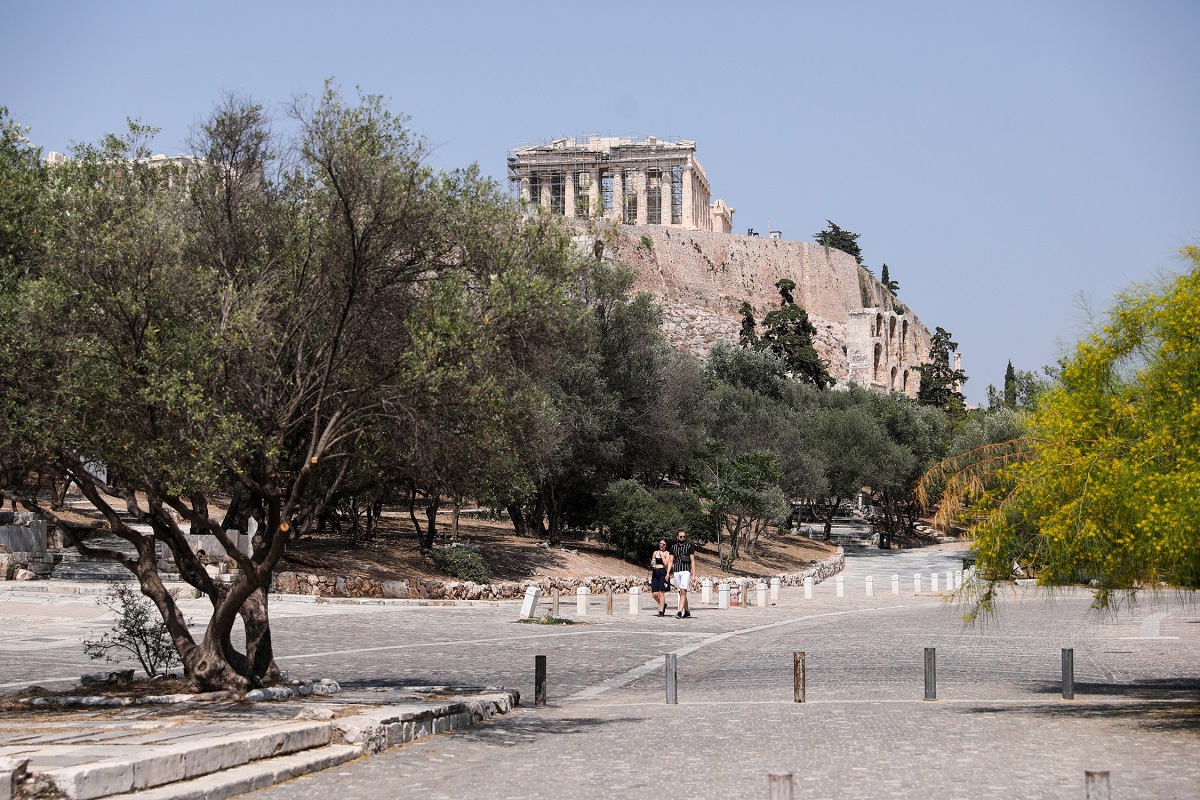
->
[670,529,697,619]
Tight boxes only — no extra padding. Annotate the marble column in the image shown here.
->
[681,164,694,229]
[588,169,601,218]
[635,169,648,225]
[611,169,624,222]
[564,172,576,218]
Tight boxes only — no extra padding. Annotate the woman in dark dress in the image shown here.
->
[650,540,673,616]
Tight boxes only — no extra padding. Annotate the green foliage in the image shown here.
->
[83,583,181,678]
[517,615,577,625]
[881,263,899,295]
[1003,360,1017,408]
[738,301,758,347]
[813,220,863,265]
[639,234,654,251]
[596,479,703,562]
[755,279,833,389]
[430,546,491,584]
[0,108,47,294]
[916,327,968,415]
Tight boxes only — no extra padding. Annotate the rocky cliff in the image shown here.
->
[597,224,933,389]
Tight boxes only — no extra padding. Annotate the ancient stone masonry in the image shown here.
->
[267,550,844,601]
[508,136,735,233]
[602,224,936,396]
[510,134,956,396]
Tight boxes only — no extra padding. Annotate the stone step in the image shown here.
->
[111,744,360,800]
[39,721,333,800]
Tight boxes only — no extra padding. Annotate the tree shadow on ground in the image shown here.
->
[965,686,1200,734]
[1027,678,1200,701]
[436,709,646,747]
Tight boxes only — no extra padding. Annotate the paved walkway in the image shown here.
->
[3,545,1198,798]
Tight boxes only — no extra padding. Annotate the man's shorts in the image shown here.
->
[672,571,691,591]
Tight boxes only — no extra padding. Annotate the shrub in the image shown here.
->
[431,546,491,584]
[597,480,709,562]
[83,583,180,678]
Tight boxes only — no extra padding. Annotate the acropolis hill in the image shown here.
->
[509,135,936,396]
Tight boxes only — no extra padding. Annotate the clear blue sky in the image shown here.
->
[4,0,1197,404]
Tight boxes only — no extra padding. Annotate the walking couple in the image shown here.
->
[650,530,698,618]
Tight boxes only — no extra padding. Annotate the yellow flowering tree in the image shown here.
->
[925,247,1200,608]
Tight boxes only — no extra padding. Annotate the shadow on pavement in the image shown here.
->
[1027,678,1200,701]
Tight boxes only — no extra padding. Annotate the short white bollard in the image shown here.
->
[835,575,844,597]
[954,570,962,590]
[891,574,900,594]
[576,586,590,616]
[519,586,542,619]
[629,586,642,614]
[718,582,730,609]
[913,573,921,595]
[804,576,813,599]
[757,583,768,608]
[770,577,781,604]
[944,571,953,590]
[931,573,940,592]
[865,576,874,597]
[701,578,713,605]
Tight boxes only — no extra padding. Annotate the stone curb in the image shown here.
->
[112,745,361,800]
[11,690,519,800]
[332,690,520,755]
[36,721,332,800]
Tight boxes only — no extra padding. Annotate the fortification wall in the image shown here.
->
[601,224,935,393]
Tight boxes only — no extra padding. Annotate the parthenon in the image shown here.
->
[507,136,735,233]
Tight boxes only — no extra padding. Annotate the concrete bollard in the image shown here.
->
[931,573,940,592]
[718,582,730,609]
[865,576,874,597]
[757,582,768,608]
[606,588,613,615]
[701,578,713,605]
[944,571,953,591]
[519,587,542,619]
[1084,770,1110,800]
[955,570,963,589]
[768,772,794,800]
[743,580,751,610]
[804,576,813,599]
[550,588,559,617]
[576,586,590,616]
[770,576,781,604]
[913,573,921,595]
[891,574,900,594]
[835,575,844,597]
[629,586,642,615]
[665,654,678,704]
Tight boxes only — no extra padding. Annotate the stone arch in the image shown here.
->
[890,365,898,390]
[902,369,910,393]
[875,312,883,338]
[900,319,908,359]
[888,317,897,360]
[873,343,883,382]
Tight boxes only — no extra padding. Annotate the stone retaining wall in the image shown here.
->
[268,549,845,600]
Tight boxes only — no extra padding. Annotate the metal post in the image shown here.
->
[768,772,794,800]
[1062,648,1075,700]
[551,588,559,617]
[793,652,806,703]
[534,655,547,706]
[665,654,678,704]
[606,588,613,615]
[924,647,937,700]
[1084,771,1110,800]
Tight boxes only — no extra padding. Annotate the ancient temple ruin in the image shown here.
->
[507,136,735,233]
